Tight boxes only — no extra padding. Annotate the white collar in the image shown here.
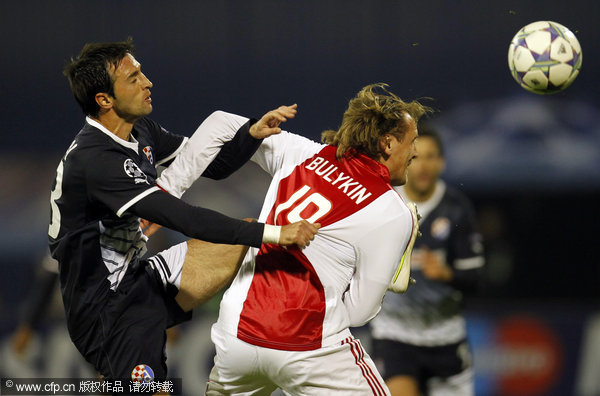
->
[86,117,139,152]
[395,180,446,223]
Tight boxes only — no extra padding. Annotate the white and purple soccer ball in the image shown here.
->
[508,21,582,94]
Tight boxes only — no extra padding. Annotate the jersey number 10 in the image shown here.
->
[273,185,332,225]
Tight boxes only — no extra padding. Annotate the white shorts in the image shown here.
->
[207,325,390,395]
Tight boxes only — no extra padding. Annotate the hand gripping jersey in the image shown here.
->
[214,114,416,351]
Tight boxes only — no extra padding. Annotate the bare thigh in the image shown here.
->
[175,239,248,312]
[386,376,420,396]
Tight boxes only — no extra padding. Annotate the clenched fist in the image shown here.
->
[279,220,320,248]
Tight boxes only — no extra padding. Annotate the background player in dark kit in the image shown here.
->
[49,38,319,381]
[370,126,485,396]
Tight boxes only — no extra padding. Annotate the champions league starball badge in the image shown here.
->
[131,364,155,383]
[123,159,149,184]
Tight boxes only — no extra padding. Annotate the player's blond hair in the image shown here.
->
[322,83,432,159]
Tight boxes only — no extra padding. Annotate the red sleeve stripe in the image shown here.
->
[154,183,168,193]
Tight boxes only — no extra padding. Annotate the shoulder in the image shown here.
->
[436,184,477,227]
[134,117,163,136]
[71,131,130,171]
[67,124,112,162]
[351,191,415,249]
[256,130,324,170]
[365,190,414,229]
[442,184,475,211]
[270,130,323,151]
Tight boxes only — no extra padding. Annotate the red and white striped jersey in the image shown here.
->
[215,114,415,351]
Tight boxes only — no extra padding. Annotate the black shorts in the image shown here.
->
[80,260,191,381]
[372,338,471,386]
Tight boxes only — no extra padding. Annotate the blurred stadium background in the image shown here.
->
[1,1,598,395]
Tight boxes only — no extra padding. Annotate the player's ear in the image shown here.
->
[379,134,393,157]
[95,92,113,112]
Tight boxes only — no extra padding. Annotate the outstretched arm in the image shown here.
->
[202,105,299,180]
[142,106,298,237]
[200,118,261,180]
[157,106,297,197]
[132,189,319,248]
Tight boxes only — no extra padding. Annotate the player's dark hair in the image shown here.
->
[63,38,136,117]
[321,83,433,160]
[417,124,444,157]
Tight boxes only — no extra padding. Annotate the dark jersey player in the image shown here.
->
[49,39,318,382]
[370,126,484,396]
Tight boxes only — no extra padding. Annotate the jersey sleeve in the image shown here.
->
[85,150,160,217]
[156,111,249,198]
[201,118,262,180]
[251,130,324,176]
[342,197,412,327]
[131,190,264,247]
[447,195,484,292]
[140,118,188,167]
[451,197,484,270]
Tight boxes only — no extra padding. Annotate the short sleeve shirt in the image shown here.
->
[48,117,185,339]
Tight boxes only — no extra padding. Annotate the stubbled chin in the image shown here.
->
[411,182,435,195]
[392,176,407,186]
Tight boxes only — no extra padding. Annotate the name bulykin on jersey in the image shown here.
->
[305,156,372,205]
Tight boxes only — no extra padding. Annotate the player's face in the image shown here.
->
[406,136,445,194]
[110,54,153,121]
[386,115,418,186]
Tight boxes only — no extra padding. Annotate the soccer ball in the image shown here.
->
[508,21,582,94]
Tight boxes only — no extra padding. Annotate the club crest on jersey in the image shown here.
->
[431,217,451,240]
[131,364,154,383]
[124,159,149,184]
[143,146,154,165]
